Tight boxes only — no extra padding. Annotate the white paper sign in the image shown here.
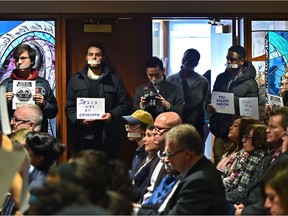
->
[77,98,105,119]
[239,97,259,120]
[12,80,36,109]
[211,91,235,114]
[267,94,284,109]
[0,149,26,207]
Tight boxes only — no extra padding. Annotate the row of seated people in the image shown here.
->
[1,104,288,215]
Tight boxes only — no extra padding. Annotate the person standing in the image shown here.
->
[65,42,130,159]
[167,48,208,139]
[206,45,259,164]
[0,44,58,133]
[133,56,184,120]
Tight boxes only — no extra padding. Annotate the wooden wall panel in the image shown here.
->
[65,16,152,166]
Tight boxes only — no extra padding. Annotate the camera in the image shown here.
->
[143,82,161,104]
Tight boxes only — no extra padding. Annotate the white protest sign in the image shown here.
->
[77,98,105,119]
[267,94,284,109]
[211,91,235,114]
[0,149,26,207]
[12,80,35,109]
[239,97,259,120]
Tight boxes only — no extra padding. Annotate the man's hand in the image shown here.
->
[234,203,244,216]
[5,92,14,102]
[101,113,112,123]
[155,94,170,108]
[206,103,216,114]
[139,96,148,109]
[33,93,46,107]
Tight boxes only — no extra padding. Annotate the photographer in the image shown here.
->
[133,56,184,120]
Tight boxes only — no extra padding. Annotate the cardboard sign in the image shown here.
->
[76,98,105,119]
[239,97,259,120]
[211,91,235,114]
[12,80,35,109]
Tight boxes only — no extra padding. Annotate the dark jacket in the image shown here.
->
[138,156,227,215]
[167,71,208,135]
[0,70,58,132]
[65,64,130,146]
[133,79,184,120]
[209,61,259,139]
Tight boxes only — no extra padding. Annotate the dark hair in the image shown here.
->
[260,161,288,215]
[26,131,66,172]
[145,56,164,70]
[13,44,37,67]
[182,48,200,67]
[244,124,268,152]
[270,106,288,130]
[226,116,257,155]
[87,42,105,56]
[228,45,246,60]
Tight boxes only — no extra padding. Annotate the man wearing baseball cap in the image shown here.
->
[122,110,154,181]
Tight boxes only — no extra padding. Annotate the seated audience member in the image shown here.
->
[217,116,256,174]
[10,103,43,133]
[225,124,271,203]
[47,156,133,215]
[133,125,158,202]
[234,106,288,215]
[27,181,109,215]
[137,124,227,215]
[260,162,288,215]
[139,112,182,203]
[122,110,154,180]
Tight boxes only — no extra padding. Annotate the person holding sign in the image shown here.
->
[206,45,259,165]
[65,42,130,159]
[0,44,58,133]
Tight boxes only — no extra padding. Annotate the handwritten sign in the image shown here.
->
[77,98,105,119]
[239,97,259,120]
[267,94,284,109]
[12,80,35,109]
[211,91,235,114]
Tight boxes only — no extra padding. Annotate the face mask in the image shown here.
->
[88,59,101,66]
[127,132,142,138]
[19,64,30,70]
[150,77,163,85]
[227,63,239,69]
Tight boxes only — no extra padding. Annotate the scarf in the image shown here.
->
[11,68,39,80]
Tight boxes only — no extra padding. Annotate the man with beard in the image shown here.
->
[133,56,184,120]
[65,43,130,159]
[206,45,259,164]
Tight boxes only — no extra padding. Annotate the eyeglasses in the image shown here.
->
[158,149,186,160]
[242,135,253,143]
[125,124,141,131]
[12,116,31,124]
[153,126,170,135]
[17,56,30,61]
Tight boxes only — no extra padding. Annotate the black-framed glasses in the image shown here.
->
[160,149,186,159]
[153,126,170,135]
[242,135,253,143]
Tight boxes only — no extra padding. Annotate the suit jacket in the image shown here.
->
[139,157,166,203]
[241,153,288,215]
[138,156,227,215]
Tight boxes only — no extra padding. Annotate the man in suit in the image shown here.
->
[234,106,288,215]
[137,124,227,215]
[139,111,182,203]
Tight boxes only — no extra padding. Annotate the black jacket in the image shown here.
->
[1,74,58,132]
[65,64,130,144]
[209,61,259,138]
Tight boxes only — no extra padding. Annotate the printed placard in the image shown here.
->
[12,80,35,109]
[211,91,235,114]
[239,97,259,120]
[77,98,105,119]
[267,94,284,109]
